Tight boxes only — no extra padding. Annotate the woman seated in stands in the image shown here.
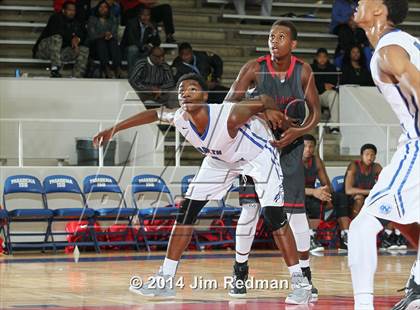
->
[87,0,122,78]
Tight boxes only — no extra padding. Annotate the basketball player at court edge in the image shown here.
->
[348,0,420,309]
[224,20,321,302]
[93,73,314,304]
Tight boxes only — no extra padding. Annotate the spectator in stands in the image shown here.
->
[343,144,407,250]
[92,0,121,22]
[129,46,177,109]
[87,1,122,78]
[344,143,381,218]
[172,42,229,104]
[302,134,350,251]
[311,48,340,134]
[33,1,89,78]
[341,45,374,86]
[232,0,273,18]
[120,0,176,43]
[54,0,91,23]
[330,0,371,68]
[121,6,161,75]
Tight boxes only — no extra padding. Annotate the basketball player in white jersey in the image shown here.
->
[349,1,420,309]
[93,73,312,304]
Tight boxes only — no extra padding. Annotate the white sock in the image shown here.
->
[341,229,349,237]
[288,264,302,276]
[354,293,374,309]
[299,259,310,268]
[348,212,383,300]
[162,258,178,277]
[235,204,259,263]
[395,229,401,236]
[310,229,316,237]
[384,229,393,235]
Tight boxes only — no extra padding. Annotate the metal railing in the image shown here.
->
[0,118,401,167]
[0,118,115,167]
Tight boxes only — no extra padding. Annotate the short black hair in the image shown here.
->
[149,46,164,56]
[62,1,76,9]
[303,134,317,144]
[315,48,328,56]
[360,143,377,155]
[176,73,208,92]
[178,42,193,53]
[137,5,151,15]
[271,20,298,40]
[383,0,408,25]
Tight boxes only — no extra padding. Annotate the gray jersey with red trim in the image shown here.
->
[250,55,306,123]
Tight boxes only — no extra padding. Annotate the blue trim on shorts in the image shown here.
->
[396,140,419,215]
[370,142,411,201]
[412,95,420,137]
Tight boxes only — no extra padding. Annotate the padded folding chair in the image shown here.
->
[83,174,140,251]
[3,175,54,254]
[331,175,345,193]
[181,174,241,250]
[43,175,99,253]
[132,174,178,252]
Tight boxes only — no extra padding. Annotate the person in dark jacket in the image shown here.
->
[121,6,161,75]
[120,0,175,43]
[311,48,340,133]
[53,0,91,23]
[87,0,121,78]
[33,1,89,78]
[341,45,374,86]
[330,0,370,68]
[172,42,229,104]
[92,0,121,22]
[129,46,177,109]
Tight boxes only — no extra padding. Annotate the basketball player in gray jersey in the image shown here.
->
[225,20,321,302]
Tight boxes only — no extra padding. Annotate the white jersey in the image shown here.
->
[172,101,273,163]
[363,29,420,224]
[370,29,420,142]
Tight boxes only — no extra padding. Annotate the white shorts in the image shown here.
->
[185,145,284,207]
[364,139,420,224]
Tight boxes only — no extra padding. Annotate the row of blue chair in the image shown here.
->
[0,173,242,253]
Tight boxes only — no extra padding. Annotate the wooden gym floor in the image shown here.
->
[0,250,416,309]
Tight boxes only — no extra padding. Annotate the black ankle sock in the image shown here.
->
[301,267,312,282]
[235,261,248,267]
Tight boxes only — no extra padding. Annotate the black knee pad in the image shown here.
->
[262,207,288,231]
[176,199,208,225]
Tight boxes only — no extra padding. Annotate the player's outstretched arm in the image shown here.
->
[93,107,177,147]
[379,45,420,107]
[226,95,283,137]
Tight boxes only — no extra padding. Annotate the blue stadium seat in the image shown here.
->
[3,175,53,253]
[132,174,177,251]
[43,175,99,253]
[83,174,139,251]
[332,175,345,193]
